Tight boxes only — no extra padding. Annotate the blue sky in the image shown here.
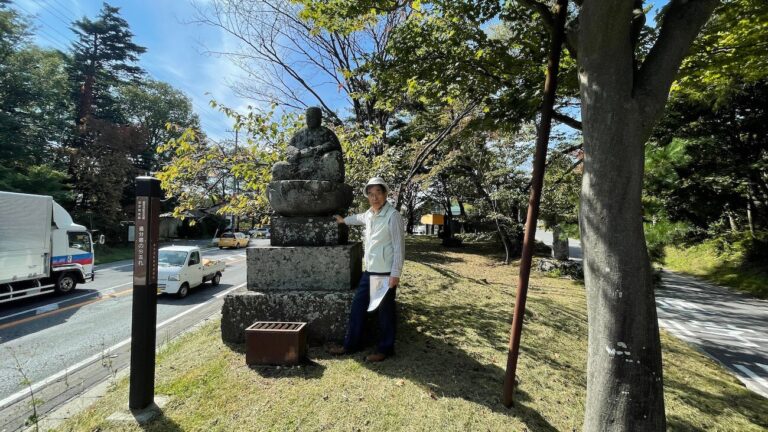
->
[13,0,252,141]
[13,0,668,142]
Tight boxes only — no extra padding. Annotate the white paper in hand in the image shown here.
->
[367,275,390,312]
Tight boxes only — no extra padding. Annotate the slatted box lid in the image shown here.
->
[245,321,307,365]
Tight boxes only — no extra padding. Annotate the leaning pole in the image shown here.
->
[502,0,569,407]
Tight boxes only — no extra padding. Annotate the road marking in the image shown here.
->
[35,304,59,315]
[0,282,132,322]
[0,291,131,331]
[0,262,248,331]
[733,364,768,393]
[0,282,246,410]
[1,250,243,323]
[756,363,768,374]
[664,319,696,338]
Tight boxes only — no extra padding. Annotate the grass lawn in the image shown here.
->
[58,237,767,431]
[664,243,768,299]
[93,243,135,265]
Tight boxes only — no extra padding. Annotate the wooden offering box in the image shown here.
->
[245,322,307,365]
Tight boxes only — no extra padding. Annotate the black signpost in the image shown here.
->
[129,176,161,410]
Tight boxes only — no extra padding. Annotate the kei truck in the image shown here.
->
[0,191,96,303]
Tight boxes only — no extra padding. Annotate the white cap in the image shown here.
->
[363,177,389,196]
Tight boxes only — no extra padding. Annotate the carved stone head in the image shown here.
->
[306,107,322,129]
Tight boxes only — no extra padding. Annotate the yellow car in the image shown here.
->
[218,232,249,249]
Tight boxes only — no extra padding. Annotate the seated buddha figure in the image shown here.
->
[271,107,344,183]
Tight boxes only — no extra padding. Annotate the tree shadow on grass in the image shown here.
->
[661,341,768,429]
[142,408,184,432]
[321,310,560,432]
[223,342,327,380]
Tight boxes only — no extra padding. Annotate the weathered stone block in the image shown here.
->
[271,216,348,246]
[221,288,353,345]
[267,180,353,217]
[247,243,362,291]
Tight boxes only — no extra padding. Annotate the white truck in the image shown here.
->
[0,191,96,304]
[157,246,225,298]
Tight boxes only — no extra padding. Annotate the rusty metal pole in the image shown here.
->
[502,0,569,407]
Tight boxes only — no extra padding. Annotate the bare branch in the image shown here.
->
[394,102,479,210]
[552,111,582,130]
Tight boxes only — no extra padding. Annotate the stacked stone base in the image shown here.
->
[270,216,348,247]
[221,289,354,344]
[221,242,362,346]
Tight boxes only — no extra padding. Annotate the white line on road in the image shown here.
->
[0,282,132,322]
[733,364,768,395]
[0,282,246,410]
[1,248,241,323]
[35,304,59,315]
[665,319,696,338]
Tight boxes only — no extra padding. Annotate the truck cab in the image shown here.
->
[49,201,94,292]
[157,246,225,298]
[0,192,95,303]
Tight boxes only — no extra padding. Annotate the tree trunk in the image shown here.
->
[405,190,416,235]
[552,225,569,261]
[579,108,664,431]
[579,17,665,428]
[577,1,717,429]
[727,210,738,233]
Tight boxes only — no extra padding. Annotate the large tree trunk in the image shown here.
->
[577,1,718,430]
[580,107,664,430]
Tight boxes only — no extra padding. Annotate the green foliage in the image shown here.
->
[649,79,768,233]
[0,165,71,203]
[117,79,199,171]
[540,144,581,229]
[69,3,146,121]
[664,231,768,299]
[676,0,768,101]
[157,105,300,221]
[643,217,692,263]
[0,3,71,167]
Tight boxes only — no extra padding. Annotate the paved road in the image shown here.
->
[535,230,768,399]
[0,239,266,431]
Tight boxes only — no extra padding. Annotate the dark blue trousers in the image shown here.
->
[343,272,397,355]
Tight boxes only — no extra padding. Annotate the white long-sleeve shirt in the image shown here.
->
[344,202,405,278]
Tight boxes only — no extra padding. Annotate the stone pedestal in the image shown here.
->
[270,216,348,247]
[221,243,362,345]
[222,290,354,344]
[247,243,362,291]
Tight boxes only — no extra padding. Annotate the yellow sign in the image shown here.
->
[420,214,445,225]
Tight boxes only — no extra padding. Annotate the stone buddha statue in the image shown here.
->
[267,107,353,218]
[272,107,344,183]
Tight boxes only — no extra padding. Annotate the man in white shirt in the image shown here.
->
[329,177,405,362]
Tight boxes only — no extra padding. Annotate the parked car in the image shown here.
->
[250,227,271,238]
[218,232,249,249]
[157,246,225,298]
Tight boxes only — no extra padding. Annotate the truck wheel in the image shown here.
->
[177,283,190,299]
[211,272,221,286]
[55,273,77,294]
